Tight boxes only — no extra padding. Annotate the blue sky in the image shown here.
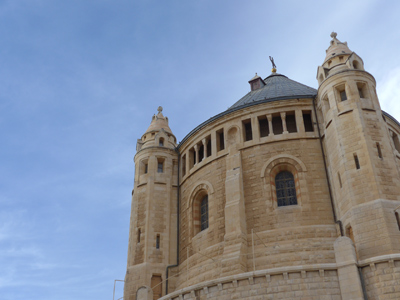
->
[1,1,400,299]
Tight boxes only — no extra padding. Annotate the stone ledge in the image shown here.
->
[160,263,337,300]
[358,253,400,267]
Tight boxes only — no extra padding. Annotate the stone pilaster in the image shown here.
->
[267,114,273,136]
[334,236,364,300]
[221,145,248,276]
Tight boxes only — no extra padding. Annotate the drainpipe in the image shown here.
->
[358,267,368,300]
[165,148,180,295]
[312,96,344,236]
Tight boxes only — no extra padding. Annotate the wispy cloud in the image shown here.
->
[378,67,400,120]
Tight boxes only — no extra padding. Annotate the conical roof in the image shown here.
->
[229,73,317,110]
[324,32,352,64]
[144,106,173,135]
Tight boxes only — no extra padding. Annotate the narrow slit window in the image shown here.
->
[137,228,141,243]
[258,117,269,137]
[303,112,314,132]
[243,120,253,141]
[358,88,364,99]
[377,142,383,159]
[157,159,164,173]
[338,172,342,188]
[144,164,148,174]
[159,138,164,147]
[156,234,160,249]
[340,90,347,101]
[354,154,360,169]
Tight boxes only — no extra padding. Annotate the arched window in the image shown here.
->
[200,196,208,231]
[275,171,297,206]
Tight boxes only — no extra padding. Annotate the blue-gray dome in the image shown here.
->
[229,73,317,110]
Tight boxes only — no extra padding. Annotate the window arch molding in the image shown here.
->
[187,181,214,237]
[155,130,169,148]
[260,154,307,208]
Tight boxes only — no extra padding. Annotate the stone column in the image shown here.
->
[211,131,217,157]
[334,236,364,300]
[252,117,260,142]
[281,112,288,134]
[296,110,305,133]
[202,138,207,158]
[267,114,273,136]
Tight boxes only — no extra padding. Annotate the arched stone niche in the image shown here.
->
[226,125,240,148]
[136,286,153,300]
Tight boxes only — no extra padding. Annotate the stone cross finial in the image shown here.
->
[157,106,163,114]
[269,56,277,69]
[331,32,337,39]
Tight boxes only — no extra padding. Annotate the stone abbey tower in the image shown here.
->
[124,33,400,300]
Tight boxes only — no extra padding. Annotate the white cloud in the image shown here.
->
[377,67,400,121]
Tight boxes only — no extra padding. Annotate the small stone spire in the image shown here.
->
[324,32,352,63]
[144,106,173,135]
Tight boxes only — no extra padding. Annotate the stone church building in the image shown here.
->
[123,33,400,300]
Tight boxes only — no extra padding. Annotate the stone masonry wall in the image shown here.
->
[175,156,227,289]
[362,260,400,300]
[241,139,337,270]
[161,268,341,300]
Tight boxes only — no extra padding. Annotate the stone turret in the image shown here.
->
[317,33,400,299]
[124,107,179,300]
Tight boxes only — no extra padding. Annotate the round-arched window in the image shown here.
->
[275,171,297,207]
[200,196,209,231]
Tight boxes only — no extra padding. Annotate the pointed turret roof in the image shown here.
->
[324,32,352,63]
[144,106,173,135]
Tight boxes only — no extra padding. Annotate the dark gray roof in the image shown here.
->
[229,73,317,109]
[177,73,318,148]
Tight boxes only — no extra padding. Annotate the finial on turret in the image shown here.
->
[269,56,277,73]
[330,32,337,39]
[157,106,163,114]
